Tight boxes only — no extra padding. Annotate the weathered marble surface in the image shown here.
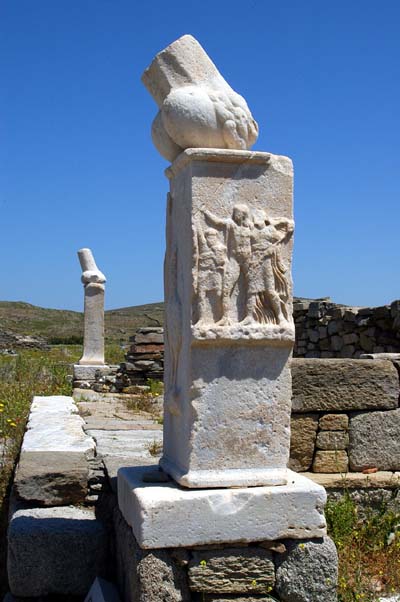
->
[143,35,258,162]
[13,395,95,506]
[77,248,107,366]
[118,466,326,549]
[161,149,294,488]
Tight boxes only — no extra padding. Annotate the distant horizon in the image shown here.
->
[2,293,399,314]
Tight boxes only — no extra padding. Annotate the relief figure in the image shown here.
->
[195,227,226,326]
[246,211,294,326]
[202,204,253,326]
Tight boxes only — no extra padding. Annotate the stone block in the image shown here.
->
[118,466,327,549]
[203,594,271,602]
[8,507,108,597]
[289,414,319,472]
[343,309,357,321]
[275,537,338,602]
[330,335,343,351]
[14,451,89,506]
[316,431,349,450]
[343,333,359,345]
[319,414,348,431]
[291,359,399,412]
[74,365,110,381]
[319,338,331,351]
[308,303,321,319]
[349,409,400,471]
[113,506,189,602]
[318,326,327,339]
[312,451,348,473]
[360,333,375,352]
[135,332,164,345]
[132,344,164,354]
[188,548,274,593]
[339,344,355,358]
[161,149,295,489]
[13,395,95,505]
[327,320,340,336]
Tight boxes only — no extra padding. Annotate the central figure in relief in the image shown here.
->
[193,203,294,328]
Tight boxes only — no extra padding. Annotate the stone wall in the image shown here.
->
[0,330,48,351]
[293,298,400,358]
[290,358,400,474]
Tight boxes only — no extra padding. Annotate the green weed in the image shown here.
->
[326,492,400,601]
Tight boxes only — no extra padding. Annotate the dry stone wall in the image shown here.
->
[293,298,400,358]
[290,358,400,474]
[0,330,48,351]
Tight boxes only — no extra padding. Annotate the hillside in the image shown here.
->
[0,301,164,345]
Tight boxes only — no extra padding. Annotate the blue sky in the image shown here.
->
[1,0,399,311]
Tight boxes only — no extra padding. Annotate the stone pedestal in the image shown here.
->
[79,281,106,366]
[161,149,295,488]
[77,248,107,366]
[118,465,326,549]
[74,248,108,385]
[117,41,335,602]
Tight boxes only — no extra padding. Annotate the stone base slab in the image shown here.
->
[73,364,110,381]
[117,466,326,549]
[160,457,288,488]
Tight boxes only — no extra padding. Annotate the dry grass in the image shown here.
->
[123,380,164,422]
[147,439,163,457]
[326,492,400,600]
[0,347,75,595]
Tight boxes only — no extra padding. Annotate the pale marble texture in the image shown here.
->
[142,35,258,161]
[161,149,294,488]
[77,248,106,366]
[118,466,327,549]
[21,396,95,457]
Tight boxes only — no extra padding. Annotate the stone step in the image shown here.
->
[7,506,108,598]
[14,395,96,506]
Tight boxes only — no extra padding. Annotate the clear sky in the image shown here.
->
[1,0,399,311]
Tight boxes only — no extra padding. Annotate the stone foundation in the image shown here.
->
[113,504,338,602]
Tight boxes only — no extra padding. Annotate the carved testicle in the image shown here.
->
[142,35,259,161]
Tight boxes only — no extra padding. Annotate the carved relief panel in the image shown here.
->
[192,203,294,341]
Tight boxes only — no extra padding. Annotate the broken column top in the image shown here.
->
[142,34,259,162]
[78,248,106,285]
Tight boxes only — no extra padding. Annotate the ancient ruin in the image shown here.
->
[116,35,338,599]
[73,248,108,386]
